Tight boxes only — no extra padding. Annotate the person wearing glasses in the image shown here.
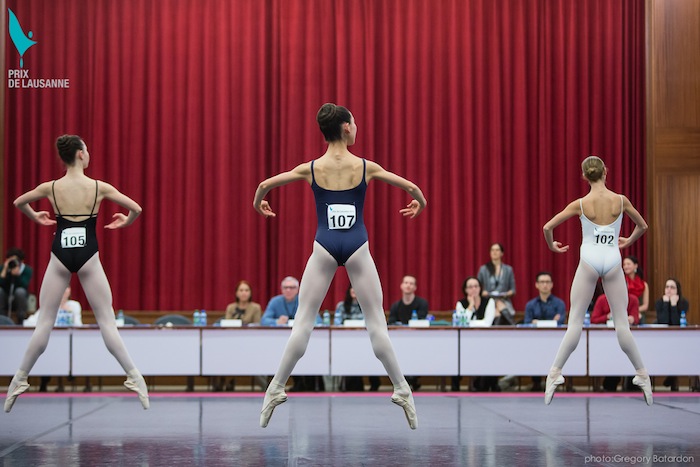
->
[524,272,566,326]
[261,276,305,326]
[523,272,567,391]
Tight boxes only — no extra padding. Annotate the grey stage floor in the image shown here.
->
[1,392,698,466]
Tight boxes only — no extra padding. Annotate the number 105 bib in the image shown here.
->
[61,227,87,248]
[327,204,356,230]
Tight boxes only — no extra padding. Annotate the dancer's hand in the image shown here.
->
[618,236,632,249]
[105,213,128,229]
[548,241,569,253]
[400,200,423,218]
[255,200,276,218]
[33,211,56,226]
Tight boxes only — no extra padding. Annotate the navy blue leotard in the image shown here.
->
[51,180,99,273]
[311,159,369,266]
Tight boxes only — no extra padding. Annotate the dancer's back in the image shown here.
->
[579,188,623,226]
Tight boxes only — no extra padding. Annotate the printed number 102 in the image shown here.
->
[594,234,614,245]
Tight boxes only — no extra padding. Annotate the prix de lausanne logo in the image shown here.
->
[7,8,37,68]
[7,8,70,89]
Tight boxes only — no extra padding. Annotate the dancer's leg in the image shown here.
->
[261,242,337,427]
[551,261,598,368]
[78,254,148,409]
[271,242,337,384]
[5,254,70,412]
[602,266,652,405]
[546,261,598,404]
[18,255,71,371]
[345,243,416,429]
[345,243,407,387]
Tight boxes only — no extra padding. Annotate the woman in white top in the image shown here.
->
[542,156,652,405]
[24,286,82,327]
[455,276,496,326]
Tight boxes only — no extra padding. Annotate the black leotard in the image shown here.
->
[50,180,99,273]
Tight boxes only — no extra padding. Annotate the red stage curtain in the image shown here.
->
[3,0,646,314]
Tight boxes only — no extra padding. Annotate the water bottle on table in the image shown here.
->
[116,309,125,327]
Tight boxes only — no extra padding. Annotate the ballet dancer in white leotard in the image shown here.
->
[542,156,652,405]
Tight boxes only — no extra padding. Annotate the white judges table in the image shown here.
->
[0,326,698,377]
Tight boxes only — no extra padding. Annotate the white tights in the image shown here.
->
[270,242,408,389]
[551,260,646,372]
[18,253,137,374]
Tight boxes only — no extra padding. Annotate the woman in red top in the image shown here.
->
[622,256,649,318]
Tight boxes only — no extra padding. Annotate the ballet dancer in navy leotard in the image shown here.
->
[253,103,427,429]
[5,135,149,412]
[542,156,652,405]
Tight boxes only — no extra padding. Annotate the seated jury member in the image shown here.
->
[261,276,322,327]
[261,276,300,326]
[388,275,429,324]
[655,278,689,326]
[655,278,689,391]
[524,272,567,326]
[224,280,262,325]
[591,293,640,326]
[388,275,429,391]
[523,272,567,391]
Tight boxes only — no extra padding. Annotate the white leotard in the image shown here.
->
[579,196,624,276]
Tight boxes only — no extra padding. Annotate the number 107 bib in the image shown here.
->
[327,204,356,230]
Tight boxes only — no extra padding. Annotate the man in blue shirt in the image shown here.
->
[261,276,300,326]
[261,276,323,327]
[524,271,567,391]
[261,276,322,391]
[524,271,566,325]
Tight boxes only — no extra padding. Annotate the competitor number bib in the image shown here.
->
[61,227,87,248]
[327,204,356,230]
[593,226,615,246]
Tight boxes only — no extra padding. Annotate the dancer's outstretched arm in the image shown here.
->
[365,161,427,218]
[13,183,55,226]
[100,182,142,229]
[618,195,648,249]
[542,200,580,253]
[252,163,312,217]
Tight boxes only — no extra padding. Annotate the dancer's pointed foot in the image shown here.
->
[391,386,417,429]
[4,371,30,413]
[260,382,287,428]
[124,369,150,410]
[544,372,565,405]
[632,374,653,406]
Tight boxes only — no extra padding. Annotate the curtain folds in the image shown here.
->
[3,0,646,313]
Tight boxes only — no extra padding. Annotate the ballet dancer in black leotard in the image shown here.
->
[5,135,149,412]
